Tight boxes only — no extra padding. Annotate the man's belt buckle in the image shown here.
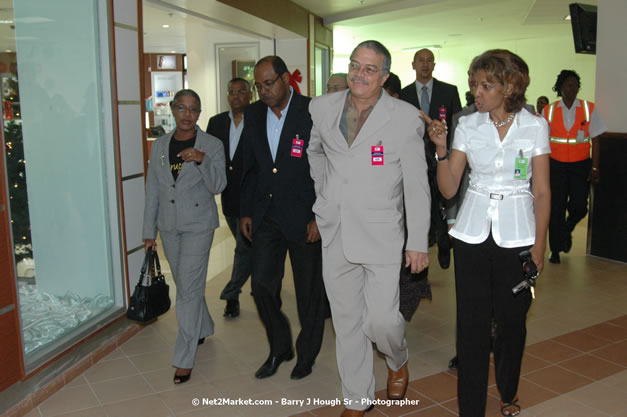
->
[490,193,504,200]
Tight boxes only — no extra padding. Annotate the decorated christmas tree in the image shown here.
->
[3,75,32,263]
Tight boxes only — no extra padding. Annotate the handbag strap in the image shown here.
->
[152,250,163,277]
[138,248,152,286]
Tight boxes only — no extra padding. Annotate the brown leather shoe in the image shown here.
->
[387,363,409,399]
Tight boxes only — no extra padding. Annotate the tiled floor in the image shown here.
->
[23,218,627,417]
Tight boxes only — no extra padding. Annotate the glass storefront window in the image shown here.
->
[3,0,125,371]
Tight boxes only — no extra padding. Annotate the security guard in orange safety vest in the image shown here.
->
[542,70,607,264]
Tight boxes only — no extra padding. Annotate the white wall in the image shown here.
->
[334,34,598,111]
[185,23,274,128]
[595,0,627,132]
[275,39,308,95]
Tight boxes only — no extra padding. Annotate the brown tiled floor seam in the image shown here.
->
[295,314,627,417]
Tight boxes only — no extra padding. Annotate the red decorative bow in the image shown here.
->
[289,69,302,94]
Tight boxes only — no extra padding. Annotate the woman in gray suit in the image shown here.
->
[143,89,226,384]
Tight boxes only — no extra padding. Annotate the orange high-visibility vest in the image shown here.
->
[543,99,594,163]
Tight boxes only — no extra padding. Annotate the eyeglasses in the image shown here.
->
[227,89,250,97]
[173,104,201,114]
[348,61,383,76]
[253,74,282,92]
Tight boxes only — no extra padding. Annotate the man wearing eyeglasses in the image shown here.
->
[308,41,430,417]
[239,56,325,381]
[401,49,461,271]
[206,77,252,319]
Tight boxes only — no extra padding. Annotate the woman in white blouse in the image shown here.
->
[424,50,550,416]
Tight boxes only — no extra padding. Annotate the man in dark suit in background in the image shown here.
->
[240,56,325,381]
[206,77,252,318]
[400,48,461,269]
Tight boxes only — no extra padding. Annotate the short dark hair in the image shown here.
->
[170,89,201,109]
[255,56,289,76]
[350,40,391,75]
[471,49,529,113]
[383,72,401,97]
[552,70,581,97]
[538,95,549,103]
[228,77,250,91]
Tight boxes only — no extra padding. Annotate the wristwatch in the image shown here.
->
[435,150,450,162]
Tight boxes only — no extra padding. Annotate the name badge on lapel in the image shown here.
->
[371,145,384,166]
[291,134,304,158]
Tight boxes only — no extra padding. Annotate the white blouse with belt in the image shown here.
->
[450,109,551,248]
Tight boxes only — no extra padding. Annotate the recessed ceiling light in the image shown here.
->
[402,44,442,51]
[564,15,571,20]
[162,24,170,28]
[170,51,176,53]
[0,20,14,24]
[5,49,11,53]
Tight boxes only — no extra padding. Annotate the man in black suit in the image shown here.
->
[206,77,252,318]
[240,56,325,380]
[400,48,462,269]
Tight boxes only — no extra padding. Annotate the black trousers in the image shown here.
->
[453,235,532,417]
[251,214,326,366]
[549,158,591,253]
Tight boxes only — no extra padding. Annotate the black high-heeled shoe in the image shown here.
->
[173,369,192,384]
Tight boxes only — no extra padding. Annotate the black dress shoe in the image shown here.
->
[563,234,573,253]
[223,299,240,318]
[448,356,458,370]
[255,350,294,379]
[549,252,561,264]
[198,337,205,345]
[290,362,313,380]
[438,250,451,269]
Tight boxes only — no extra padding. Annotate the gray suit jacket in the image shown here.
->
[308,90,431,264]
[142,126,226,240]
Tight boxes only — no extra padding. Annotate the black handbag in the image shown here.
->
[127,248,171,322]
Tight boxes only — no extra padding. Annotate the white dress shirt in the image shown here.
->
[266,87,294,162]
[556,99,607,137]
[228,110,245,160]
[450,108,551,248]
[414,78,433,110]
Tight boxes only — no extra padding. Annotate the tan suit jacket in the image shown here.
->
[307,90,430,265]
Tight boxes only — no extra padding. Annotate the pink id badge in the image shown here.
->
[291,136,304,158]
[371,145,384,165]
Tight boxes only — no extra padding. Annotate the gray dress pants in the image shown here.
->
[160,230,215,369]
[322,225,408,410]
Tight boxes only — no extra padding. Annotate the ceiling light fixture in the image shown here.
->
[564,15,571,20]
[5,49,11,53]
[162,24,170,28]
[402,44,442,51]
[0,20,14,24]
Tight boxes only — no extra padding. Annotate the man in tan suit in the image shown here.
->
[307,41,430,417]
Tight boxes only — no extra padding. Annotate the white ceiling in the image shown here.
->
[290,0,597,56]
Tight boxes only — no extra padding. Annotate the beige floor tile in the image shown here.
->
[38,385,100,417]
[103,394,173,417]
[564,381,627,415]
[99,347,126,362]
[142,366,209,392]
[45,407,108,417]
[90,374,155,405]
[127,349,175,373]
[83,357,139,383]
[119,330,171,356]
[158,381,227,414]
[597,369,627,393]
[524,395,609,416]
